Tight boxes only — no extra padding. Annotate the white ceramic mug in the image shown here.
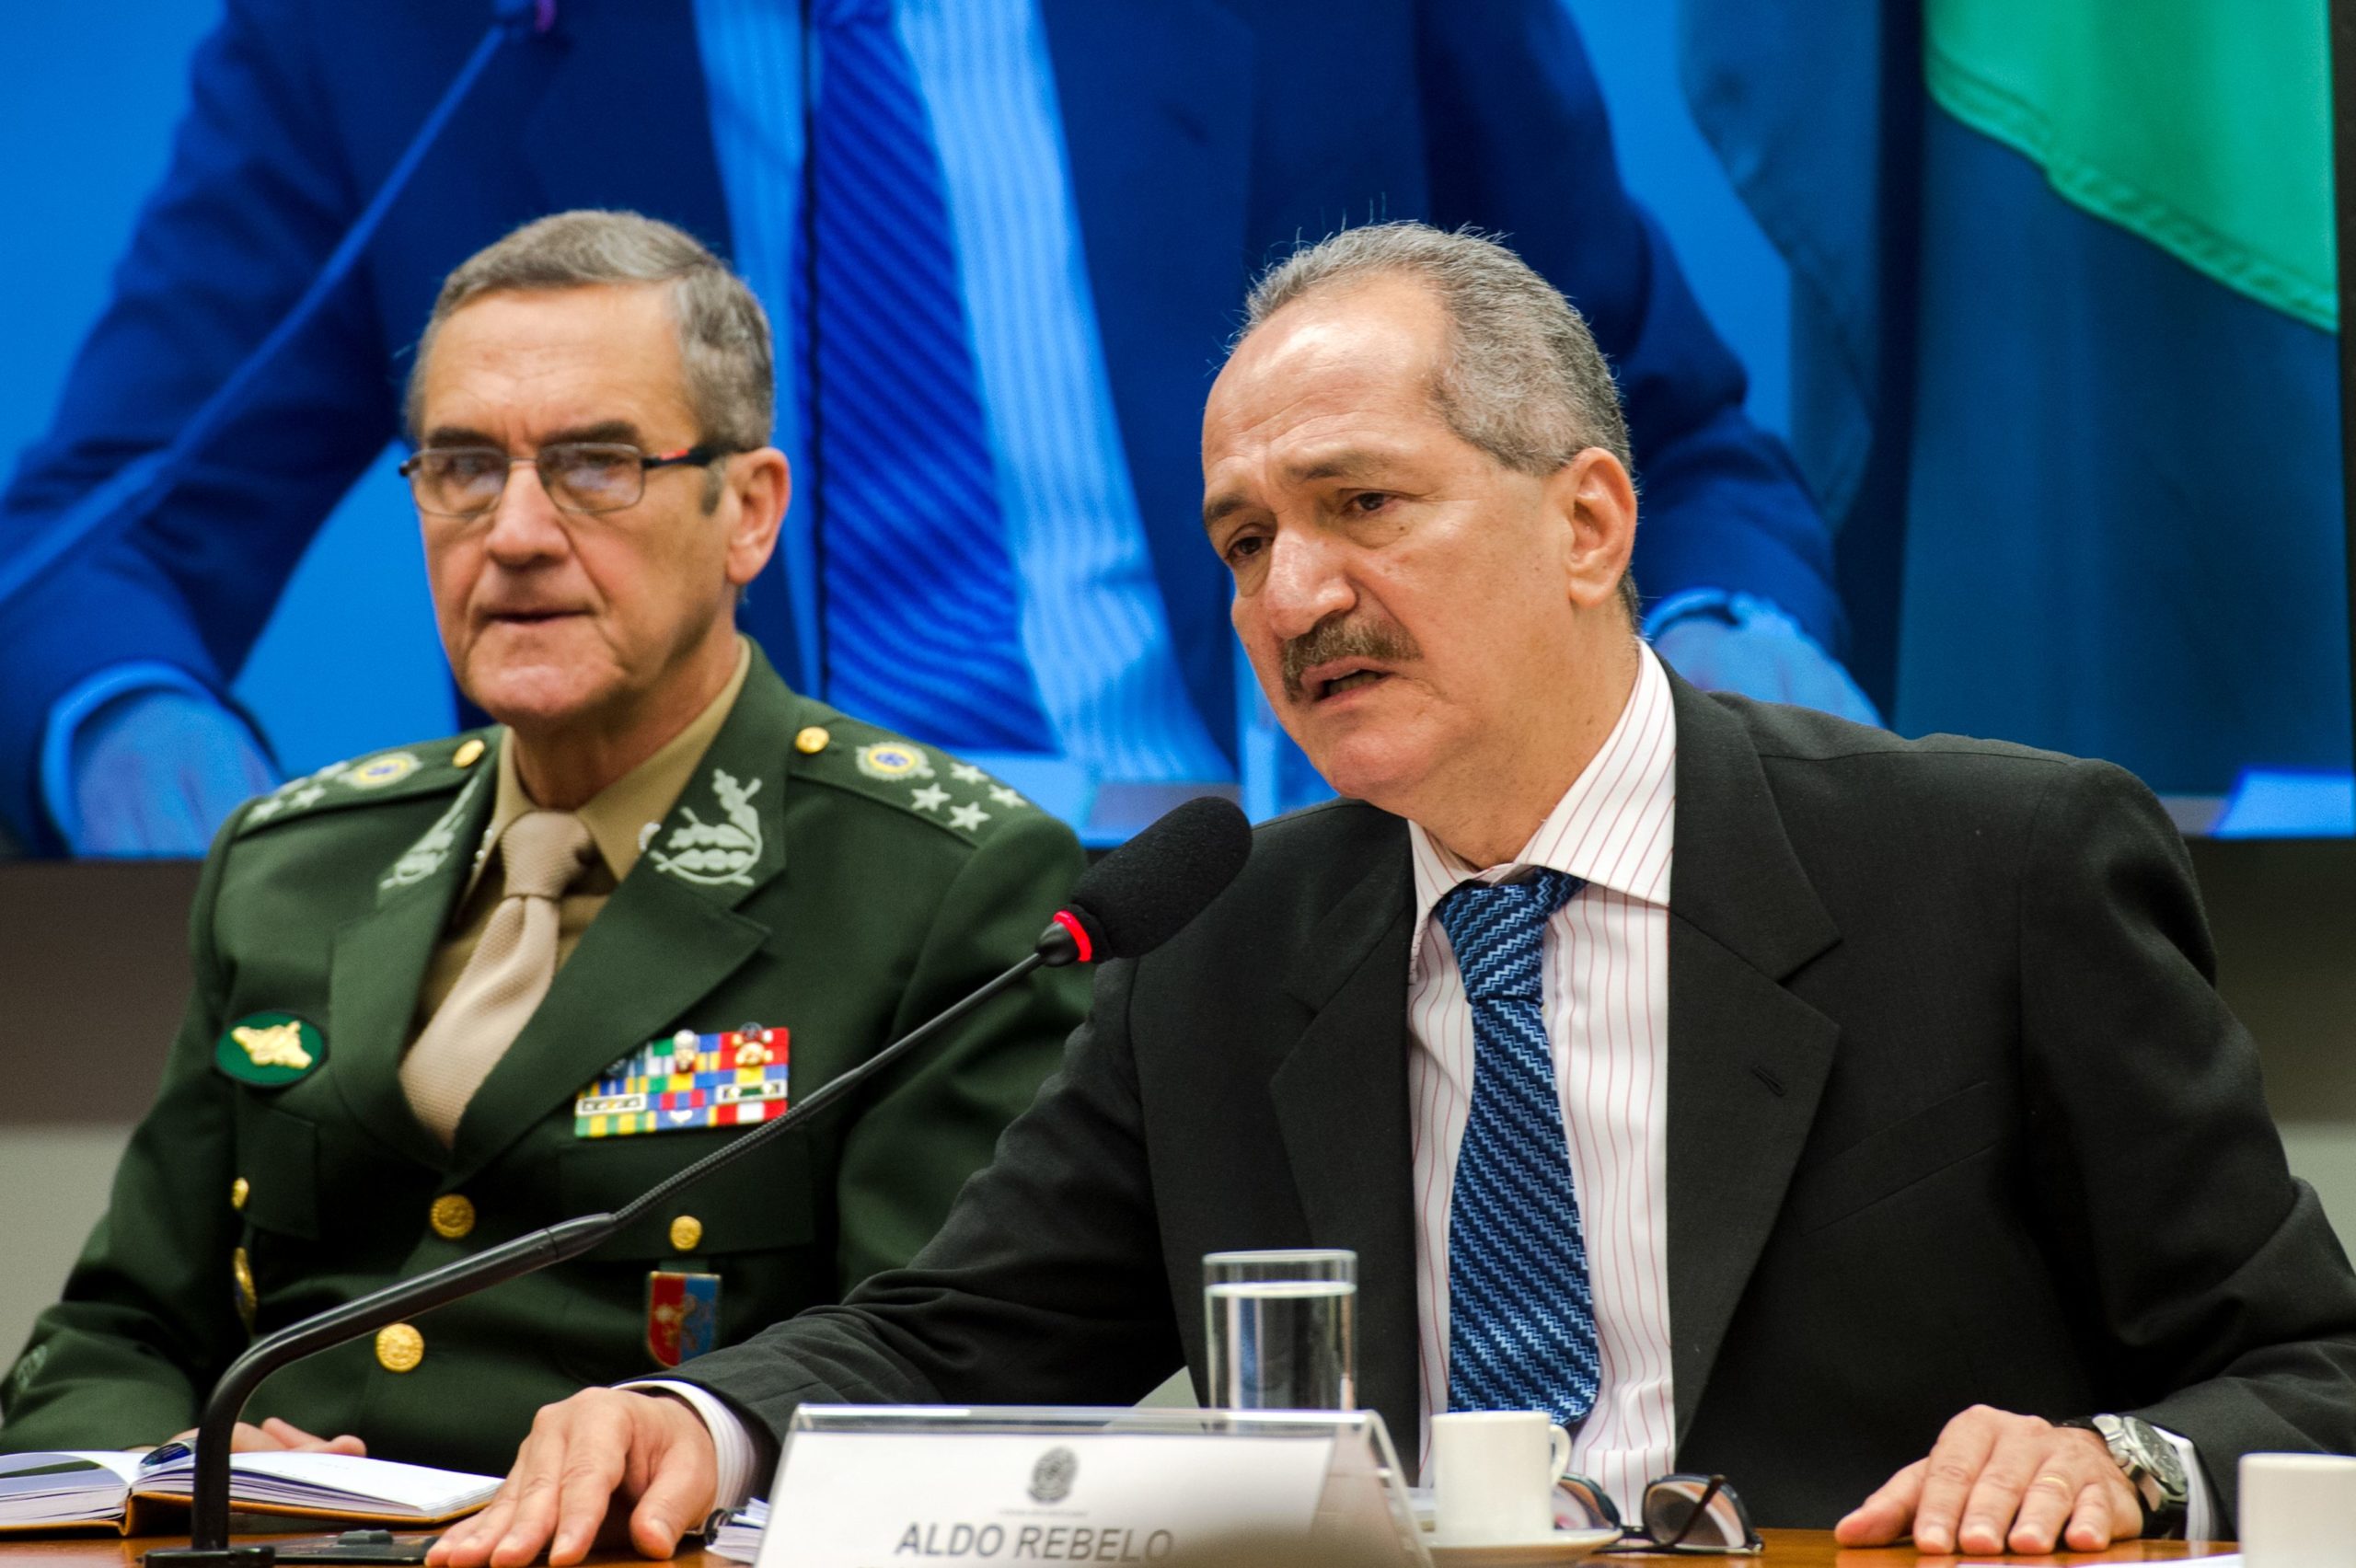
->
[2240,1453,2356,1568]
[1432,1410,1575,1544]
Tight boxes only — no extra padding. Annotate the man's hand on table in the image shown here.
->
[427,1389,718,1568]
[165,1416,366,1455]
[1835,1405,2143,1554]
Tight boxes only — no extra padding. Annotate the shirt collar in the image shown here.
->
[1405,641,1678,978]
[468,638,755,897]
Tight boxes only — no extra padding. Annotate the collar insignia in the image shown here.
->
[649,768,766,887]
[380,770,486,890]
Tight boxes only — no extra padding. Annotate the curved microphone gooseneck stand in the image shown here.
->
[148,947,1057,1567]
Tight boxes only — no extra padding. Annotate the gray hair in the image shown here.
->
[1238,223,1639,621]
[405,211,773,463]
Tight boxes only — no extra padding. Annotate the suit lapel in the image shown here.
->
[521,0,734,254]
[1040,0,1257,759]
[1661,677,1842,1438]
[1266,816,1422,1451]
[330,768,499,1171]
[446,658,798,1182]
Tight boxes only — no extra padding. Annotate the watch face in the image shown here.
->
[2111,1414,2189,1497]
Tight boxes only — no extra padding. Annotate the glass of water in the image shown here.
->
[1204,1248,1357,1411]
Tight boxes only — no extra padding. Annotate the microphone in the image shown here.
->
[1037,793,1253,964]
[146,794,1253,1568]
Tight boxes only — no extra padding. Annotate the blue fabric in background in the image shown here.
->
[799,0,1058,752]
[0,1,458,782]
[1898,109,2350,796]
[1681,0,2352,805]
[1567,0,1792,444]
[6,0,2348,829]
[0,0,1843,852]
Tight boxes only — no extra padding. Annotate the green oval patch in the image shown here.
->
[214,1012,326,1088]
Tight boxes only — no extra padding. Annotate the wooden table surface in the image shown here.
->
[0,1530,2238,1568]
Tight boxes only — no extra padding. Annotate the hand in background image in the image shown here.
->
[56,686,276,857]
[1648,590,1881,726]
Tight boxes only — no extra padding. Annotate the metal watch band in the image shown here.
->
[2058,1414,2189,1539]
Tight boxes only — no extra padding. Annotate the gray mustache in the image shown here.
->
[1280,617,1421,701]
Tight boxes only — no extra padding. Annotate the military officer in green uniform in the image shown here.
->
[0,212,1089,1473]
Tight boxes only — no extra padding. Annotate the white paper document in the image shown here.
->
[0,1451,145,1529]
[0,1447,500,1533]
[710,1497,768,1563]
[134,1449,501,1521]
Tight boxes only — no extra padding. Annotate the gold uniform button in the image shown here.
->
[231,1247,257,1323]
[375,1323,424,1373]
[230,1177,250,1211]
[430,1193,477,1239]
[793,725,831,755]
[453,737,487,769]
[668,1215,704,1253]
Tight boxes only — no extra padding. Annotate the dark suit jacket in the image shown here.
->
[0,0,1839,848]
[674,674,2356,1529]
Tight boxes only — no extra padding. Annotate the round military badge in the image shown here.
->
[214,1011,327,1088]
[346,751,422,789]
[855,741,932,780]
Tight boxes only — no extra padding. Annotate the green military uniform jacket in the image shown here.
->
[0,648,1088,1472]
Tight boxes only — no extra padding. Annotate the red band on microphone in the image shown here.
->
[1052,909,1093,964]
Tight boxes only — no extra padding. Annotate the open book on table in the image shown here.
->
[0,1446,500,1535]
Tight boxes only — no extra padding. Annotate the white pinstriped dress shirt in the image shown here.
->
[1404,642,1679,1513]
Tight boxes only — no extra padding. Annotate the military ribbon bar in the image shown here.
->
[574,1025,789,1138]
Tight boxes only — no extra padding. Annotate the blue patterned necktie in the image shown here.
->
[806,0,1054,749]
[1435,869,1601,1425]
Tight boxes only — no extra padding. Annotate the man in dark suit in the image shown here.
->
[430,225,2356,1566]
[1,0,1866,857]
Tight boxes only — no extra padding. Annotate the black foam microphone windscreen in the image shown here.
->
[1064,794,1253,960]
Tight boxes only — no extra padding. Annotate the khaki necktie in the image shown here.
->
[401,809,595,1145]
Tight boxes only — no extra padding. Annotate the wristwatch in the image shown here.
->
[2057,1413,2189,1539]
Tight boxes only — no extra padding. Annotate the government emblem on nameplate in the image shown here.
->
[646,1271,722,1368]
[214,1012,327,1088]
[1028,1447,1078,1505]
[573,1026,790,1137]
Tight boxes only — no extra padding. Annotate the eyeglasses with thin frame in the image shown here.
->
[1559,1472,1763,1555]
[398,442,733,518]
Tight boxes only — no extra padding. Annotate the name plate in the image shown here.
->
[755,1408,1419,1568]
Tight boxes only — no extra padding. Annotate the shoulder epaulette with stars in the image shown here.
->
[784,716,1042,844]
[234,730,497,836]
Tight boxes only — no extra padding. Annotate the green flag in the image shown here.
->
[1925,0,2336,331]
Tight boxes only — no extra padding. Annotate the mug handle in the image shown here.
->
[1546,1424,1574,1482]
